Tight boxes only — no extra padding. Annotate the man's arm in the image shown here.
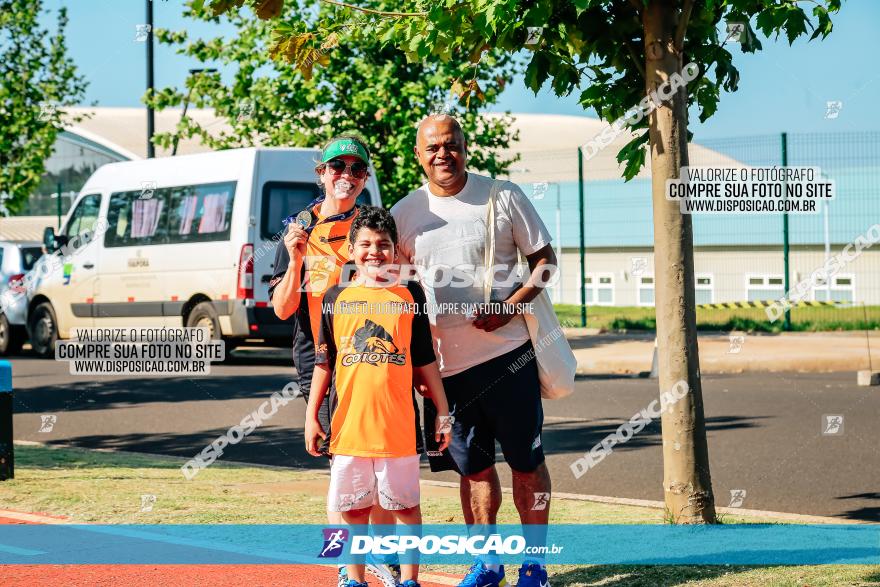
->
[505,243,557,307]
[473,244,556,332]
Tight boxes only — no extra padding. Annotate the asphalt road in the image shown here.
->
[7,349,879,522]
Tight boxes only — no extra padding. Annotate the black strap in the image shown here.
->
[282,195,358,234]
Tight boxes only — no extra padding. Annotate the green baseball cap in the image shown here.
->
[321,137,370,164]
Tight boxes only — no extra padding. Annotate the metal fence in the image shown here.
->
[522,131,880,331]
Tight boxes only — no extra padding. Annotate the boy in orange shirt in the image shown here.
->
[306,206,451,587]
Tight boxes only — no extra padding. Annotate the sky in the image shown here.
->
[40,0,879,141]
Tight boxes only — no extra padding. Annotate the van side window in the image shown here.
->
[65,194,102,238]
[105,189,169,247]
[168,182,236,244]
[104,181,236,248]
[261,182,372,240]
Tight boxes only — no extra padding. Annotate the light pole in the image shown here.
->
[553,182,562,303]
[543,182,563,303]
[172,68,217,156]
[145,0,155,158]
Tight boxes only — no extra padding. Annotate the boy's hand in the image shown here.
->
[435,414,453,452]
[304,417,327,457]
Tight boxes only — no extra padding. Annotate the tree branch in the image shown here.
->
[674,0,694,52]
[319,0,427,17]
[624,38,646,79]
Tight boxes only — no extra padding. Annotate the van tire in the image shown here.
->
[0,314,25,355]
[186,302,221,338]
[185,302,236,362]
[28,303,58,359]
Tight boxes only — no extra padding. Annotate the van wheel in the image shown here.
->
[28,303,58,359]
[186,302,221,338]
[0,314,25,355]
[185,301,235,362]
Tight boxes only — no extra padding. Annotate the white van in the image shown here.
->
[26,147,382,358]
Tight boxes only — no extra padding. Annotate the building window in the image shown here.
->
[745,274,785,302]
[585,273,614,305]
[813,274,855,303]
[637,275,654,306]
[695,274,714,305]
[637,274,712,306]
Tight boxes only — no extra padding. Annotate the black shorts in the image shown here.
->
[423,340,544,476]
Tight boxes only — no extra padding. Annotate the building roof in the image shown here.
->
[61,108,741,182]
[0,216,57,242]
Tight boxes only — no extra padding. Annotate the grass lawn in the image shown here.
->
[555,304,880,333]
[2,444,878,586]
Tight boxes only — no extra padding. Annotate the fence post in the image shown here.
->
[781,132,792,331]
[578,147,587,327]
[56,181,63,229]
[0,360,12,480]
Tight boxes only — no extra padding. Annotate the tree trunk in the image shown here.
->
[643,0,716,524]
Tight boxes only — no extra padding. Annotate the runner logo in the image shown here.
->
[532,492,550,511]
[728,489,747,508]
[38,415,57,433]
[319,528,349,558]
[341,319,406,367]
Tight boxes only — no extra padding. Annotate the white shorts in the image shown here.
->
[328,454,421,512]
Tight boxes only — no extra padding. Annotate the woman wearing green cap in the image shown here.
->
[268,134,406,587]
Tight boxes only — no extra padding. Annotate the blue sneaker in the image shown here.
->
[517,562,550,586]
[344,580,368,587]
[458,560,507,586]
[400,581,421,587]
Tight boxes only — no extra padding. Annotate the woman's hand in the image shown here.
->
[284,225,308,262]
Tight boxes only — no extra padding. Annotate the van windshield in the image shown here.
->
[261,182,372,240]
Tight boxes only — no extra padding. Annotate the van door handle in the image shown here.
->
[83,262,95,269]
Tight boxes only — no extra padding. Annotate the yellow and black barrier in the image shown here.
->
[697,300,849,310]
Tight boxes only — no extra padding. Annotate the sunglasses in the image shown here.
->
[323,159,369,179]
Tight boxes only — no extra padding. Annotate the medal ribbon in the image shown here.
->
[282,194,358,234]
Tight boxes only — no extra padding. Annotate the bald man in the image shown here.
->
[391,115,556,587]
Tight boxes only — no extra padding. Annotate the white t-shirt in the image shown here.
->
[391,172,551,377]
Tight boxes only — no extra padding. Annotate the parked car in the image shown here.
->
[26,147,382,358]
[0,240,43,355]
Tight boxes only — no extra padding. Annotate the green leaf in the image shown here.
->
[616,131,648,182]
[523,52,550,93]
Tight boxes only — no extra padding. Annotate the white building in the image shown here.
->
[7,108,877,307]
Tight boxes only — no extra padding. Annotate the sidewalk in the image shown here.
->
[235,330,877,376]
[563,330,878,375]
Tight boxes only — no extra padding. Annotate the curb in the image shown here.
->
[417,479,867,525]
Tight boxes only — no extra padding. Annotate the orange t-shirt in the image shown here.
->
[316,280,435,458]
[301,204,359,341]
